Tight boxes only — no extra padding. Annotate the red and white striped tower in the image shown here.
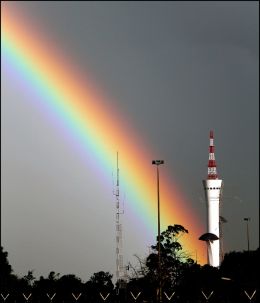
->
[202,130,223,267]
[207,130,218,179]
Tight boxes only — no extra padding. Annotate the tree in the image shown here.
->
[127,225,194,296]
[89,271,114,291]
[220,248,259,288]
[177,264,223,302]
[85,271,114,303]
[57,274,83,291]
[0,246,13,278]
[23,270,36,287]
[48,271,60,281]
[33,271,59,294]
[146,224,194,289]
[0,246,19,292]
[54,274,84,302]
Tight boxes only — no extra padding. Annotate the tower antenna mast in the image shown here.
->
[115,152,126,288]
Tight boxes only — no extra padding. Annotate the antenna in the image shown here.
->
[114,152,127,288]
[207,130,218,179]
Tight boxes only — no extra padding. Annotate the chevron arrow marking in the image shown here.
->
[72,293,82,301]
[0,294,10,301]
[244,290,256,301]
[201,290,214,300]
[99,292,110,301]
[22,293,32,301]
[46,293,56,301]
[130,291,141,301]
[164,291,175,301]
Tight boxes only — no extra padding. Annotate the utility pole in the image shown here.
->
[244,217,250,252]
[152,160,164,303]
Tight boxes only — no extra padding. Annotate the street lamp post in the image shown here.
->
[152,160,164,303]
[243,218,250,252]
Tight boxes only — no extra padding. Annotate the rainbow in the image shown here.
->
[2,4,206,263]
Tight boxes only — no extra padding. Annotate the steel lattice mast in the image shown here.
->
[114,152,126,287]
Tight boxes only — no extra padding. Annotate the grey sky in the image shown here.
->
[1,1,259,281]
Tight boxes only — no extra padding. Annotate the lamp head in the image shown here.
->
[152,160,164,165]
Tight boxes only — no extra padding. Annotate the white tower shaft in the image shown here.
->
[203,179,222,266]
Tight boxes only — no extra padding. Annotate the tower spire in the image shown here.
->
[207,130,218,179]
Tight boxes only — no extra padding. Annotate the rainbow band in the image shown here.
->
[2,4,206,263]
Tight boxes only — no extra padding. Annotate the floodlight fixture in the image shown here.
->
[152,160,164,165]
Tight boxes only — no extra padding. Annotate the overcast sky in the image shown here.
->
[1,1,259,281]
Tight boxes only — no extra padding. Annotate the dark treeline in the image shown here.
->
[1,225,259,302]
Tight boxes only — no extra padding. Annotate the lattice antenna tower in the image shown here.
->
[114,152,126,286]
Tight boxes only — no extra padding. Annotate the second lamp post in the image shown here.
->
[152,160,164,302]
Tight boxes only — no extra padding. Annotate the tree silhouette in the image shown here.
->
[23,270,36,287]
[0,246,20,293]
[220,249,259,285]
[1,244,259,302]
[85,271,114,295]
[0,246,12,277]
[127,225,195,296]
[146,224,194,290]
